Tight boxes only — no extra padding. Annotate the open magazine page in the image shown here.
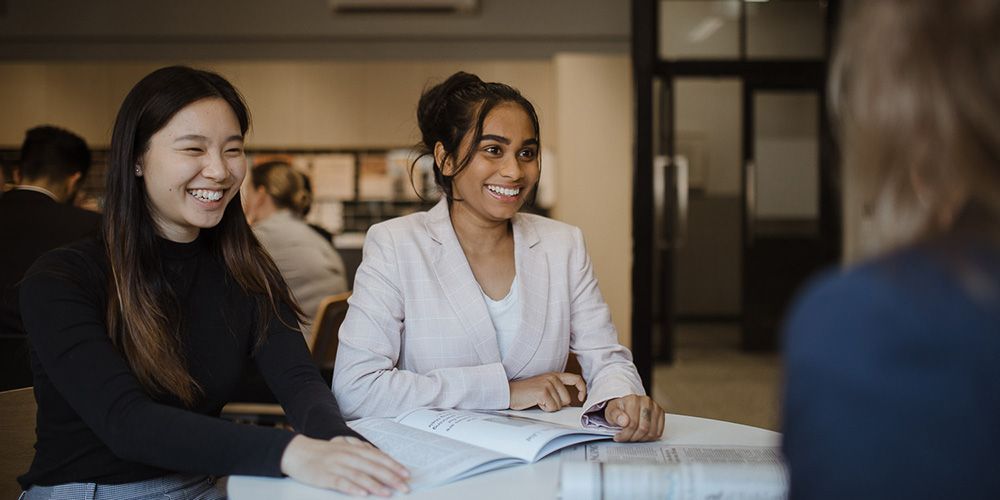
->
[560,444,788,500]
[397,408,614,462]
[349,418,518,489]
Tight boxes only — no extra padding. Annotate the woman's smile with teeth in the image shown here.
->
[486,185,520,197]
[188,189,224,202]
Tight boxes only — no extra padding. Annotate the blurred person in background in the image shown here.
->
[0,160,10,195]
[0,125,100,391]
[297,171,336,244]
[244,160,348,343]
[781,1,1000,498]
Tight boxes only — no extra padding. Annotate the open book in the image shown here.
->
[348,408,614,490]
[559,443,788,500]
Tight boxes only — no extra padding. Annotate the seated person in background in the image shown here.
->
[781,1,1000,498]
[0,125,100,391]
[0,160,9,195]
[18,65,407,499]
[243,161,348,343]
[298,172,336,244]
[333,71,663,442]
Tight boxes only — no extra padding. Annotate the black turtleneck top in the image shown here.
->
[17,234,356,489]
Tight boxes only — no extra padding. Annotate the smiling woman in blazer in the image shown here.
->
[333,71,663,442]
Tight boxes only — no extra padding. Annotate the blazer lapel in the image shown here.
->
[505,214,549,379]
[425,199,502,365]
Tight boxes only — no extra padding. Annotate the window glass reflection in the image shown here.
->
[659,1,741,60]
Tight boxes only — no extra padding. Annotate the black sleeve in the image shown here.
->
[254,302,362,441]
[20,249,295,477]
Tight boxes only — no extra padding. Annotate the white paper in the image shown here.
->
[559,444,788,500]
[305,201,343,234]
[358,154,393,200]
[310,154,355,200]
[563,443,784,466]
[397,409,613,462]
[349,418,514,490]
[386,148,425,200]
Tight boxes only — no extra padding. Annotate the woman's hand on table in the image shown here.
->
[605,395,665,442]
[509,372,587,411]
[280,434,410,497]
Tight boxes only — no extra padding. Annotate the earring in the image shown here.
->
[135,165,142,176]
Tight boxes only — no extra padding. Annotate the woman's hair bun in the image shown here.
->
[411,71,540,201]
[416,71,483,143]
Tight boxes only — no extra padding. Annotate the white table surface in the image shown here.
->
[228,410,780,500]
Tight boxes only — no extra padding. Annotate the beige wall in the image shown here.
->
[552,54,633,348]
[0,61,555,150]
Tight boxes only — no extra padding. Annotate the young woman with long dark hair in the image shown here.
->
[18,66,408,499]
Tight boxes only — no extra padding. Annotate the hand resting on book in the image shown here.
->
[605,394,665,442]
[280,434,411,497]
[509,371,587,411]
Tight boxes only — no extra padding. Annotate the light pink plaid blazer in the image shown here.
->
[332,199,645,419]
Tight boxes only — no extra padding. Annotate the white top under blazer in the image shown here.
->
[483,274,520,361]
[332,198,646,423]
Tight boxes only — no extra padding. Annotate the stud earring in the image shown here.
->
[135,165,142,176]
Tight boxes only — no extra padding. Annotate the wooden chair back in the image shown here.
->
[221,292,351,427]
[565,354,584,407]
[566,353,583,377]
[308,291,352,370]
[0,387,36,499]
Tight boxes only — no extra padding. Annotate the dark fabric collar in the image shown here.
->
[156,233,206,260]
[0,188,60,205]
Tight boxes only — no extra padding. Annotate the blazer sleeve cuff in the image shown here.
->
[579,383,644,429]
[466,362,511,410]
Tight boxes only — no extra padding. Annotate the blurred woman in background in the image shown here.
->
[781,1,1000,498]
[244,161,348,342]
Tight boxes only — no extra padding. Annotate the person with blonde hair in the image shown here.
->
[244,160,348,343]
[781,1,1000,498]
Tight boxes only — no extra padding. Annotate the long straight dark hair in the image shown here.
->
[105,66,303,406]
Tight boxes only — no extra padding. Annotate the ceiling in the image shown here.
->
[0,0,630,60]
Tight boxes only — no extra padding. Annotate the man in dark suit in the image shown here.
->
[0,161,10,196]
[0,125,101,391]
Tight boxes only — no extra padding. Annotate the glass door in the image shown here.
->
[741,84,837,349]
[633,0,840,380]
[668,78,744,321]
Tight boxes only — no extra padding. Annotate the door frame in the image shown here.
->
[631,0,842,386]
[740,79,839,350]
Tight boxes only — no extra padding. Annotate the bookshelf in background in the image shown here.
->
[1,146,549,237]
[247,147,440,236]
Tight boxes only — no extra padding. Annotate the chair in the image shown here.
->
[1,387,36,499]
[221,292,352,426]
[565,354,585,407]
[566,353,583,377]
[308,291,352,373]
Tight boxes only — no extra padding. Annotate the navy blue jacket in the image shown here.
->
[782,235,1000,499]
